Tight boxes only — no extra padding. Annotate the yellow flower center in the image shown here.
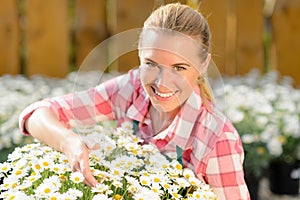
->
[1,166,7,171]
[12,183,17,189]
[53,167,59,172]
[256,147,265,155]
[176,163,182,170]
[113,194,123,200]
[75,177,80,182]
[9,196,15,200]
[15,170,22,175]
[35,164,41,170]
[44,188,51,193]
[114,170,120,175]
[153,177,160,183]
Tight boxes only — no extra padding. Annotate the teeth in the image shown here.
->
[155,90,174,98]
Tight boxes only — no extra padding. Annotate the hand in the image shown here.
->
[24,107,99,187]
[62,134,99,187]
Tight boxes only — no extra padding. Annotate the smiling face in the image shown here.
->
[139,31,207,113]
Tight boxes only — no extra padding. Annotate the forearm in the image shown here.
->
[25,107,79,152]
[25,107,99,187]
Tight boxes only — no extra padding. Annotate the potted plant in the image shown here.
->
[0,122,217,200]
[265,87,300,195]
[217,70,300,198]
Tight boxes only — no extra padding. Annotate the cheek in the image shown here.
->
[179,72,198,90]
[139,66,155,85]
[176,72,198,100]
[188,74,199,88]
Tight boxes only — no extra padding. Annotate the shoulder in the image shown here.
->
[105,68,140,86]
[96,68,141,94]
[194,105,243,154]
[209,108,245,159]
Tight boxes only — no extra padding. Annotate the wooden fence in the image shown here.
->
[0,0,300,85]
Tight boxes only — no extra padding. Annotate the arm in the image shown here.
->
[19,70,138,135]
[19,70,137,186]
[205,130,250,200]
[19,77,118,187]
[25,107,98,187]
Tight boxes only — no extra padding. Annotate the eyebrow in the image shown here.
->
[144,58,191,67]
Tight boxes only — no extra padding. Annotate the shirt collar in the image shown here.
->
[126,78,151,124]
[165,85,202,150]
[126,70,206,150]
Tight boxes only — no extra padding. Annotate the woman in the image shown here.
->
[19,3,250,199]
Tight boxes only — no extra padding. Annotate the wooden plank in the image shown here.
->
[74,0,108,71]
[236,0,264,74]
[272,0,300,86]
[198,0,228,75]
[225,0,237,76]
[163,0,186,5]
[0,0,20,75]
[25,0,69,77]
[107,0,155,72]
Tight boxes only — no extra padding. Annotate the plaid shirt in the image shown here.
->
[19,69,250,199]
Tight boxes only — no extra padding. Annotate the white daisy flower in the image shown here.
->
[189,176,203,186]
[66,188,83,198]
[183,168,195,179]
[92,194,112,200]
[0,190,31,200]
[112,180,123,188]
[134,187,160,200]
[35,182,57,197]
[11,167,28,179]
[0,162,11,173]
[175,177,191,188]
[121,121,133,130]
[50,163,67,174]
[1,175,19,190]
[70,171,84,183]
[139,175,151,186]
[91,183,110,194]
[39,158,52,169]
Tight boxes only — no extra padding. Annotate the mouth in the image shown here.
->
[151,86,177,100]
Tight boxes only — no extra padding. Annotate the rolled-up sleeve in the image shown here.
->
[205,131,250,200]
[19,100,53,135]
[18,87,115,135]
[18,70,140,136]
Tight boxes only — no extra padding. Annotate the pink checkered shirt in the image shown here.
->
[19,69,250,199]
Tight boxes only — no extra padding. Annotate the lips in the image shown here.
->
[151,86,177,100]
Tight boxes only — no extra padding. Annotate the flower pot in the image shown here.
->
[269,159,300,195]
[244,171,261,200]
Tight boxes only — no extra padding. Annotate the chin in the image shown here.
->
[151,101,181,113]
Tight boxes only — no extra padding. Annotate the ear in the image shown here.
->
[200,53,211,75]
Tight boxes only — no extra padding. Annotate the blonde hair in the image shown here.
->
[139,3,214,109]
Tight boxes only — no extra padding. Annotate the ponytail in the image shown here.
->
[196,75,214,111]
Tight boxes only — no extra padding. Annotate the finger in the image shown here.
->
[82,167,98,187]
[83,176,97,187]
[79,156,98,187]
[84,142,100,152]
[83,138,99,150]
[90,143,100,150]
[70,159,80,172]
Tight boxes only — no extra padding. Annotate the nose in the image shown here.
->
[155,66,172,88]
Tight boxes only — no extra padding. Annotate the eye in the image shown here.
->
[145,61,158,68]
[173,65,186,71]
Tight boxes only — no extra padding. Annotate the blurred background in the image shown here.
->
[0,0,300,85]
[0,0,299,200]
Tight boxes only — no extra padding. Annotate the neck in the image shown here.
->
[151,105,179,120]
[149,105,179,135]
